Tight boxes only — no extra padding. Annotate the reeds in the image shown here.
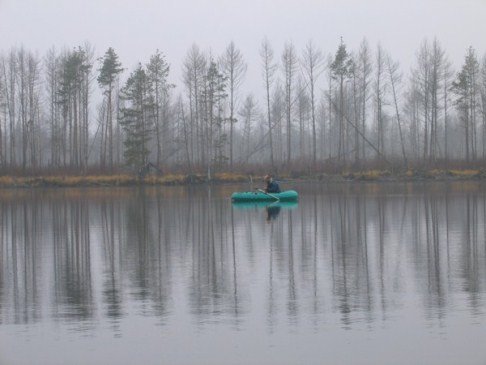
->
[0,169,484,188]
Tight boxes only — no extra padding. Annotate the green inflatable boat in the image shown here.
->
[231,190,298,202]
[231,201,298,209]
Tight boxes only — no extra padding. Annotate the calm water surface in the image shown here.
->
[1,182,486,365]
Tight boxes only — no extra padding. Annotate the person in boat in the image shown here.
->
[264,175,281,194]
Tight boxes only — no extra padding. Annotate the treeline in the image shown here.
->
[0,38,485,175]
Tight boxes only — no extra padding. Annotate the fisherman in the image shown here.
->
[264,174,281,194]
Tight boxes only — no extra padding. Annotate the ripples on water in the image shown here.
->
[0,182,486,364]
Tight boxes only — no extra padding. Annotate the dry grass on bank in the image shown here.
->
[0,172,250,188]
[0,175,137,188]
[0,169,485,188]
[340,168,486,181]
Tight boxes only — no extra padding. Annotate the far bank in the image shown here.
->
[0,169,486,188]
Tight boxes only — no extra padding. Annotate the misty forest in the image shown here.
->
[0,38,485,175]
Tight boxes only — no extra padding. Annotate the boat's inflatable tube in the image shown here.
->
[231,190,298,202]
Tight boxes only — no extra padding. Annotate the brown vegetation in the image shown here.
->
[0,168,485,188]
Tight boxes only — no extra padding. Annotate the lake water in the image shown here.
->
[1,182,486,365]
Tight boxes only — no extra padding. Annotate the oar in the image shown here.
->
[257,188,280,201]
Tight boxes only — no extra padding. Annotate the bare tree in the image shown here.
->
[374,44,386,159]
[183,45,207,168]
[1,50,17,167]
[282,42,298,163]
[428,39,446,163]
[386,54,407,167]
[325,56,334,159]
[147,50,171,167]
[0,39,485,174]
[404,79,421,160]
[45,48,62,167]
[350,56,360,164]
[358,39,372,160]
[442,52,453,165]
[220,41,247,171]
[238,94,259,163]
[27,50,42,169]
[296,76,310,160]
[480,54,486,160]
[260,38,277,169]
[301,40,324,167]
[272,83,285,163]
[0,55,4,167]
[413,40,433,162]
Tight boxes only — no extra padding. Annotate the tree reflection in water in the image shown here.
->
[0,183,485,334]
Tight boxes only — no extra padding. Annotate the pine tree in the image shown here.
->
[58,47,92,168]
[119,65,154,167]
[146,50,172,166]
[98,47,123,168]
[202,59,227,177]
[451,47,479,162]
[330,40,353,161]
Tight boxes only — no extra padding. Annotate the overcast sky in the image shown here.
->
[1,0,485,94]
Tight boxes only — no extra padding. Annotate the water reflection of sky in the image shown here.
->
[1,183,486,364]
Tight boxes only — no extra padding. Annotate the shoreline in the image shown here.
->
[0,169,486,188]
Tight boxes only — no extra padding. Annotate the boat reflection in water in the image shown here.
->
[3,183,486,364]
[231,200,298,222]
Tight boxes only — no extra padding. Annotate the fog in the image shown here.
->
[1,0,485,91]
[0,0,485,172]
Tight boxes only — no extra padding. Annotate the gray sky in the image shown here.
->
[1,0,485,94]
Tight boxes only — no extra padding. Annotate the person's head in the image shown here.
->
[264,174,272,183]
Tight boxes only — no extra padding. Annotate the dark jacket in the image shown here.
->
[266,180,281,193]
